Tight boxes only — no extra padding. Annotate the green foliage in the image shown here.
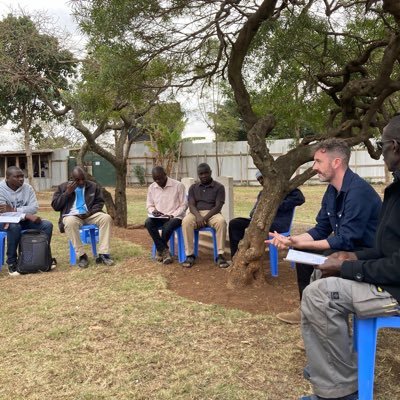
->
[0,14,76,141]
[132,165,146,185]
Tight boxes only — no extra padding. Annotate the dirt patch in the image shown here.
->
[113,227,300,315]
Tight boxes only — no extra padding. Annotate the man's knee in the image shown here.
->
[229,218,239,230]
[41,219,53,231]
[211,215,226,229]
[63,216,81,230]
[97,212,113,227]
[7,223,22,235]
[182,214,195,228]
[144,217,153,229]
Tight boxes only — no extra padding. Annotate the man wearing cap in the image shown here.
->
[229,171,305,257]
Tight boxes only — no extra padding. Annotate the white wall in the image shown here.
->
[127,139,387,185]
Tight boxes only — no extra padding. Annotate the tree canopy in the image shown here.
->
[71,0,400,285]
[0,14,75,185]
[3,1,400,284]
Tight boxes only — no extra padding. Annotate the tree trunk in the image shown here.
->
[22,124,37,191]
[102,188,117,220]
[113,166,128,228]
[228,176,285,288]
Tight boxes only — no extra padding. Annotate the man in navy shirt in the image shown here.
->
[268,138,382,326]
[229,170,305,257]
[296,117,400,399]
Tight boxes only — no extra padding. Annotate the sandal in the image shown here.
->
[182,255,195,268]
[216,255,229,268]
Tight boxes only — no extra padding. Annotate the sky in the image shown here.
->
[0,0,215,150]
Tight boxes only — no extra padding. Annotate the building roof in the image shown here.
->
[0,149,54,156]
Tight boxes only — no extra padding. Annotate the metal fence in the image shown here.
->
[127,139,388,186]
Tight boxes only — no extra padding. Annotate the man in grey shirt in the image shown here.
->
[181,163,228,268]
[0,166,53,276]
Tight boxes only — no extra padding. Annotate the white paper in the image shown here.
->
[62,212,81,217]
[0,212,24,223]
[284,249,327,266]
[147,213,170,219]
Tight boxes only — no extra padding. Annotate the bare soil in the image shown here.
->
[113,226,300,315]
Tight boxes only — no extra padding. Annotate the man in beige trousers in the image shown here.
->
[52,166,114,268]
[181,163,228,268]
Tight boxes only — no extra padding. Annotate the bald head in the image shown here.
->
[6,166,23,179]
[152,166,167,188]
[71,166,87,187]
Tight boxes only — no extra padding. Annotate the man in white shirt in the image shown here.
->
[145,166,187,264]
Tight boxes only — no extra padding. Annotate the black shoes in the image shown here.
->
[155,251,163,262]
[8,264,20,276]
[182,255,195,268]
[78,253,114,267]
[78,254,89,268]
[161,249,173,265]
[96,254,115,266]
[216,254,229,268]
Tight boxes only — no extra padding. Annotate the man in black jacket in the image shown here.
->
[52,166,114,268]
[229,170,305,257]
[298,116,400,400]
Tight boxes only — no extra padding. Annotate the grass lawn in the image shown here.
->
[0,184,398,399]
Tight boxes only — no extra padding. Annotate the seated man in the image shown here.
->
[268,138,382,325]
[229,170,305,257]
[181,163,228,268]
[51,166,114,268]
[296,116,400,399]
[145,166,187,264]
[0,166,53,276]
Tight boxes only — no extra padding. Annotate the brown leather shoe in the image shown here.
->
[276,308,301,324]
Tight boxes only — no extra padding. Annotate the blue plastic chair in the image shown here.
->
[353,314,400,400]
[69,224,99,266]
[151,226,185,263]
[194,227,218,262]
[267,210,296,277]
[0,231,7,270]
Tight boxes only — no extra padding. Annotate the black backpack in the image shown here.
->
[17,229,52,274]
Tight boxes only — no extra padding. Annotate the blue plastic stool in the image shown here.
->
[354,314,400,400]
[0,231,7,270]
[69,224,99,266]
[151,226,185,263]
[194,227,218,262]
[267,210,296,277]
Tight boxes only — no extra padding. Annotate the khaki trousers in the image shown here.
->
[63,212,113,257]
[301,276,399,398]
[182,211,226,256]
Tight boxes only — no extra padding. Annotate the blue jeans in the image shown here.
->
[0,220,53,265]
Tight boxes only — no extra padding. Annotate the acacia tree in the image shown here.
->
[72,0,400,286]
[61,43,174,226]
[0,14,75,187]
[71,0,400,286]
[3,15,178,227]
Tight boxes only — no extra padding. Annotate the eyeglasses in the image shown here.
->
[376,139,395,151]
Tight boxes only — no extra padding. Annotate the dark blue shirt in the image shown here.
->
[307,169,382,251]
[250,188,305,232]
